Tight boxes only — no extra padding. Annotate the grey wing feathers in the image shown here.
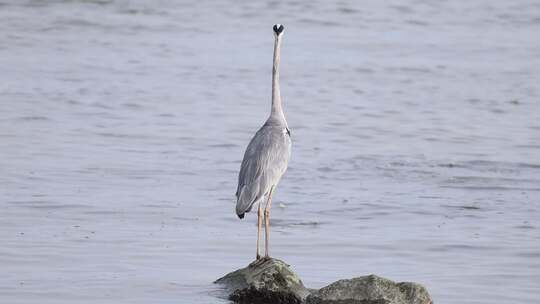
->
[236,125,291,217]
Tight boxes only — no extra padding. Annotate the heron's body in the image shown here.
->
[236,118,291,217]
[235,24,289,260]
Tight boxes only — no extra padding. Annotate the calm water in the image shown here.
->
[1,1,540,303]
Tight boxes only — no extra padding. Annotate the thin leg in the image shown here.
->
[264,186,274,258]
[256,204,262,260]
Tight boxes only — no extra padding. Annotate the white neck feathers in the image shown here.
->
[270,34,286,124]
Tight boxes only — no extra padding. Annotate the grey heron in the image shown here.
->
[235,24,291,260]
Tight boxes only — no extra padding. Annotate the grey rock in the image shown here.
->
[215,258,310,304]
[306,274,433,304]
[215,260,432,304]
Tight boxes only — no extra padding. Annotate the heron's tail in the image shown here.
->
[235,198,253,219]
[235,185,258,219]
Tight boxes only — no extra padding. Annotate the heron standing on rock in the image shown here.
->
[235,24,291,260]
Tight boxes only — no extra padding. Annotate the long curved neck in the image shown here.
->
[270,35,286,123]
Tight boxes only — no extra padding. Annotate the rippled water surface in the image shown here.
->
[1,1,540,303]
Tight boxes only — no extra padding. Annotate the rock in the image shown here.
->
[215,260,432,304]
[306,274,432,304]
[215,258,310,304]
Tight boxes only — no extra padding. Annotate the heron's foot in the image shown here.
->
[256,254,261,260]
[262,255,271,261]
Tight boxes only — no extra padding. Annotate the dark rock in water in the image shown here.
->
[215,260,432,304]
[214,258,310,304]
[306,274,432,304]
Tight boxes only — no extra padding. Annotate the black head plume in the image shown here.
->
[273,24,284,35]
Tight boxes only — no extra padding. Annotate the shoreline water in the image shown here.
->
[1,1,539,303]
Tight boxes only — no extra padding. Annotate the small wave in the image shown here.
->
[441,204,482,210]
[441,185,540,191]
[8,200,89,210]
[514,224,535,230]
[208,143,238,148]
[298,18,341,27]
[428,244,502,252]
[17,116,49,121]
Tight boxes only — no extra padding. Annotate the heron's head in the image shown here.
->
[273,24,284,37]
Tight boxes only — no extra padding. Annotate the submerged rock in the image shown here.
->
[214,258,310,304]
[306,274,432,304]
[215,260,432,304]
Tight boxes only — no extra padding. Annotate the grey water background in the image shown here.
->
[1,0,540,303]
